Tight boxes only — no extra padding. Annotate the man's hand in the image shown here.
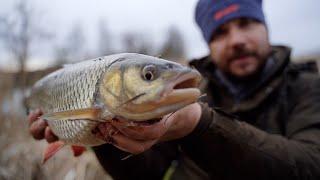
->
[28,103,202,155]
[28,109,58,143]
[100,103,202,154]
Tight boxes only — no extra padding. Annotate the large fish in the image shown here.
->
[26,53,201,163]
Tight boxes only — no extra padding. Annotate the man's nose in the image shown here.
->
[227,28,247,49]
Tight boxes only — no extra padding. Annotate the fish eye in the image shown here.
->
[142,65,157,81]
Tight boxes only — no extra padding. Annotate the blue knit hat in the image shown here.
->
[195,0,265,43]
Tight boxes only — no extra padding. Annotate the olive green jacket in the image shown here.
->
[93,46,320,180]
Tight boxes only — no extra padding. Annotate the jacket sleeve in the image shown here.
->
[180,78,320,180]
[92,142,178,180]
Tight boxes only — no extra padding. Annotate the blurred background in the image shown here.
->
[0,0,319,179]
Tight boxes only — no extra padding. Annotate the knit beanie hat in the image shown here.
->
[195,0,265,43]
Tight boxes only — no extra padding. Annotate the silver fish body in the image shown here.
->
[26,53,201,147]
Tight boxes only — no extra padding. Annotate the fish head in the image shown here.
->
[100,53,201,121]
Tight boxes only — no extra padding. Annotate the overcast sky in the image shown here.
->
[0,0,320,71]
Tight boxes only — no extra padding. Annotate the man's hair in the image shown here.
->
[195,0,266,43]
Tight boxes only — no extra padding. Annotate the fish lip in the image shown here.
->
[153,69,201,106]
[161,69,201,98]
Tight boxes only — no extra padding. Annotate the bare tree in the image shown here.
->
[53,23,89,64]
[122,32,154,55]
[53,46,69,66]
[97,19,113,56]
[139,37,155,55]
[160,26,186,62]
[122,32,139,53]
[0,0,51,87]
[66,23,88,61]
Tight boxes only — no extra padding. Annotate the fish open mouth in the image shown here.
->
[173,73,200,89]
[161,69,201,102]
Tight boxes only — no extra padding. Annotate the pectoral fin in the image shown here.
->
[42,108,108,122]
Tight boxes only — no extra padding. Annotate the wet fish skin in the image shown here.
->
[26,53,201,147]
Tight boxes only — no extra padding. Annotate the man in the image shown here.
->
[28,0,320,179]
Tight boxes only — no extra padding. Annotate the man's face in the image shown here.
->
[209,18,271,79]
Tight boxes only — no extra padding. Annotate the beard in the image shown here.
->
[222,46,271,82]
[225,60,266,82]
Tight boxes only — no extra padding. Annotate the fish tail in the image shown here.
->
[42,141,65,164]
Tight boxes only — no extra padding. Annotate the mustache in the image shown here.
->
[227,48,258,62]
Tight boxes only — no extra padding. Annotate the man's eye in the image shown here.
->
[238,18,258,29]
[239,19,250,28]
[212,28,227,41]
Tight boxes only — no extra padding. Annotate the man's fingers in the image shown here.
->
[28,109,59,142]
[28,109,43,126]
[115,125,165,141]
[94,123,119,143]
[112,133,157,154]
[45,127,59,143]
[29,119,47,140]
[111,121,167,141]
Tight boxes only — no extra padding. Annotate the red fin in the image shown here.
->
[71,146,86,157]
[42,141,65,164]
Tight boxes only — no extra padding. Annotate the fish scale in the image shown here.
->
[27,54,127,146]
